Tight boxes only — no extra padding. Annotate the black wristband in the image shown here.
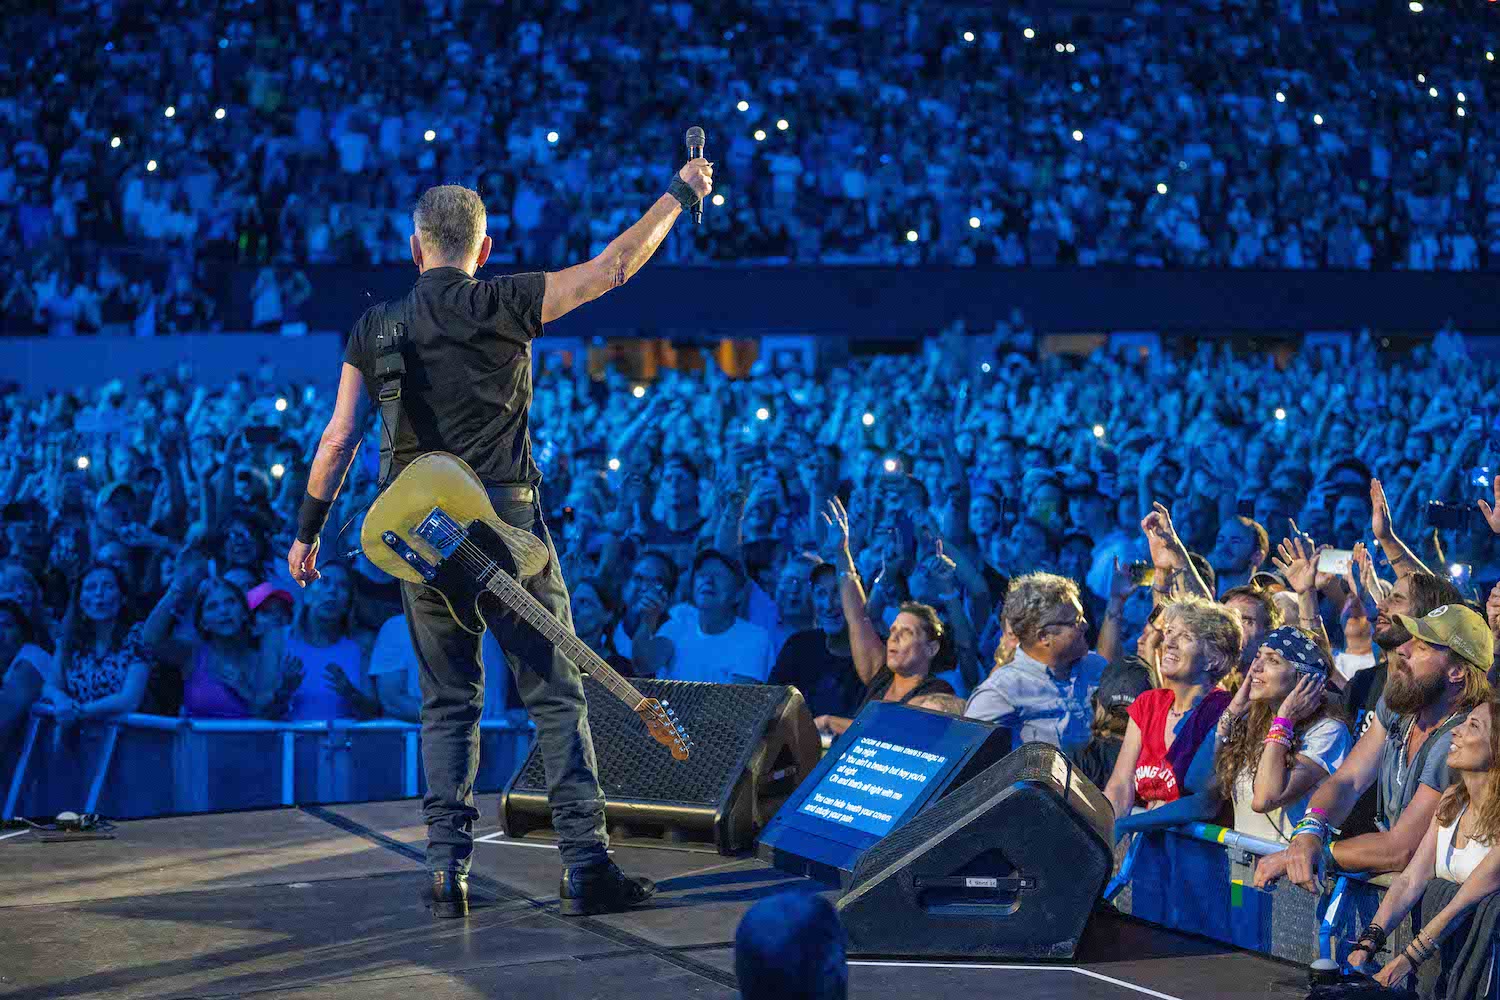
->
[1355,923,1388,953]
[296,492,333,544]
[667,176,699,211]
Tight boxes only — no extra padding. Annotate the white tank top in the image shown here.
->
[1436,804,1493,884]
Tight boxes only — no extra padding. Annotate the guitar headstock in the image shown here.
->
[636,698,693,761]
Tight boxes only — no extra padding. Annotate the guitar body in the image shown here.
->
[359,451,693,760]
[360,452,549,634]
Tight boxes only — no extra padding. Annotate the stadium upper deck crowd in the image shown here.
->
[4,0,1499,333]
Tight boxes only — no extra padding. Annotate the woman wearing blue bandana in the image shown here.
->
[1214,626,1353,843]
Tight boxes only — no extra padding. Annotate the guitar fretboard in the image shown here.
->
[481,564,647,711]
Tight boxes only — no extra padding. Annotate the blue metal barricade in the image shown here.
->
[3,706,534,819]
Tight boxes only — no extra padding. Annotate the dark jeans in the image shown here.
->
[400,493,609,873]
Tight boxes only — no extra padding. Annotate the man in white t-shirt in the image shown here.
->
[640,550,773,685]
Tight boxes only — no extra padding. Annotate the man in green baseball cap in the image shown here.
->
[1394,604,1495,676]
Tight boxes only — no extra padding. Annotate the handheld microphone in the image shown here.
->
[685,125,706,224]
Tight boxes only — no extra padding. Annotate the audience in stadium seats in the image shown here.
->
[1345,699,1500,994]
[963,572,1106,756]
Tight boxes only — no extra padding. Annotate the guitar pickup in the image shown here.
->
[381,530,438,581]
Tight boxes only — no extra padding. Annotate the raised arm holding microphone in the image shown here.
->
[285,145,712,920]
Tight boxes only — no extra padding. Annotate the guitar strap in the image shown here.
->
[373,310,408,492]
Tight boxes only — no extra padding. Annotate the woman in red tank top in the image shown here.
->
[1104,597,1239,839]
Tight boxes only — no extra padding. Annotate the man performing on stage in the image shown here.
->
[285,154,714,918]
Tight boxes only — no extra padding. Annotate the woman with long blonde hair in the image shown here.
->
[1347,698,1500,994]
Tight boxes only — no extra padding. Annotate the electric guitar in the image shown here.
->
[360,452,692,761]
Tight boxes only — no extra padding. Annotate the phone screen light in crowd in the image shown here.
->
[1072,129,1084,142]
[76,456,89,470]
[1275,407,1287,421]
[1409,1,1422,10]
[1451,564,1466,578]
[270,464,285,479]
[631,385,646,398]
[1065,43,1076,53]
[1156,182,1168,194]
[862,412,875,427]
[981,362,992,373]
[274,397,288,412]
[424,129,436,142]
[969,216,981,228]
[776,119,789,131]
[1428,87,1439,98]
[755,407,770,421]
[110,136,121,148]
[754,129,766,141]
[1458,107,1467,118]
[547,131,559,143]
[883,458,899,473]
[607,458,621,472]
[1458,93,1466,103]
[1276,91,1286,103]
[712,193,725,206]
[906,230,919,242]
[1023,27,1035,39]
[737,100,750,112]
[164,106,175,118]
[1488,52,1495,62]
[1055,42,1065,53]
[1418,74,1426,83]
[146,160,157,172]
[962,30,974,42]
[1313,114,1324,126]
[1093,424,1106,439]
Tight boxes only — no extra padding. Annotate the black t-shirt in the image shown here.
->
[342,267,548,487]
[769,629,865,718]
[856,667,955,713]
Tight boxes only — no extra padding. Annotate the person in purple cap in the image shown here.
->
[1213,626,1352,844]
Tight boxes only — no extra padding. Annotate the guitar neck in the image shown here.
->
[483,571,648,711]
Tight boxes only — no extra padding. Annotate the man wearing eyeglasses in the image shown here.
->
[965,572,1106,755]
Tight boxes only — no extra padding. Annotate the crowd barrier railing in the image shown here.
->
[2,705,535,820]
[1105,820,1500,995]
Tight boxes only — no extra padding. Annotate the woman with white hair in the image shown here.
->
[1104,596,1243,839]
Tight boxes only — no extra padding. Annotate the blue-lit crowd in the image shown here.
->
[4,0,1499,333]
[4,327,1500,986]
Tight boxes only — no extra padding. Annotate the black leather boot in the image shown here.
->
[429,870,470,919]
[558,860,656,916]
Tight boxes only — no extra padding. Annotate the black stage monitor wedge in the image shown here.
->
[836,742,1115,960]
[502,678,819,855]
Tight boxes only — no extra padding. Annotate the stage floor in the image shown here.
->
[0,799,1309,999]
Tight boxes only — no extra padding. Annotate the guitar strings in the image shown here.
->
[420,521,686,743]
